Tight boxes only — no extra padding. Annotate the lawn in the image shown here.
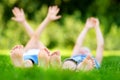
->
[0,50,120,80]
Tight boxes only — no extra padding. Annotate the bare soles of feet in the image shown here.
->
[10,45,24,67]
[50,51,61,68]
[38,49,49,68]
[76,56,95,71]
[62,60,76,70]
[62,56,95,71]
[24,60,33,67]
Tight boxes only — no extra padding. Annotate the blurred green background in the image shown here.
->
[0,0,120,80]
[0,0,120,51]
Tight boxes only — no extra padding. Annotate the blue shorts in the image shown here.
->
[24,54,38,64]
[65,54,100,69]
[23,49,40,64]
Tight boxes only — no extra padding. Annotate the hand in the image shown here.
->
[12,7,26,23]
[90,17,100,27]
[46,6,61,21]
[85,17,100,29]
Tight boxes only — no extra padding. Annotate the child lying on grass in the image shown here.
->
[10,6,61,68]
[62,17,104,71]
[10,5,104,71]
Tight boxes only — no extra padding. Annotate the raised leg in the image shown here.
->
[76,55,95,71]
[10,45,24,67]
[24,35,46,52]
[49,51,61,68]
[38,48,50,68]
[24,60,33,67]
[62,60,76,70]
[10,45,33,67]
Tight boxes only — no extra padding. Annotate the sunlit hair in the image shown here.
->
[79,47,92,55]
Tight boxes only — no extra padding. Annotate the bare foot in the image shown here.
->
[38,48,50,68]
[76,55,95,71]
[10,45,24,67]
[62,60,76,70]
[50,50,61,68]
[24,60,33,67]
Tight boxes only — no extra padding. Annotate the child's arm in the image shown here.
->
[72,18,94,55]
[35,6,61,36]
[12,7,34,37]
[93,18,104,64]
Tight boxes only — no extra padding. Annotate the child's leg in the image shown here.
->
[38,48,50,68]
[24,34,46,51]
[76,55,95,71]
[23,23,51,67]
[10,45,33,67]
[24,60,33,67]
[49,51,61,68]
[62,60,76,70]
[10,45,24,67]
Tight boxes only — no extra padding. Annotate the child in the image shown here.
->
[62,17,104,71]
[10,6,61,68]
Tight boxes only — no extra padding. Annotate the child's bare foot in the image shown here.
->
[10,45,24,67]
[50,51,61,68]
[38,49,50,68]
[62,60,76,70]
[23,60,33,67]
[76,55,95,71]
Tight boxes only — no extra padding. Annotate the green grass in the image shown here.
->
[0,50,120,80]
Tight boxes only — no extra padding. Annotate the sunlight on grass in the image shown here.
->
[1,49,120,57]
[103,50,120,56]
[0,50,9,55]
[53,48,120,57]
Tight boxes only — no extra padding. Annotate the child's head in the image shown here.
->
[79,47,92,56]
